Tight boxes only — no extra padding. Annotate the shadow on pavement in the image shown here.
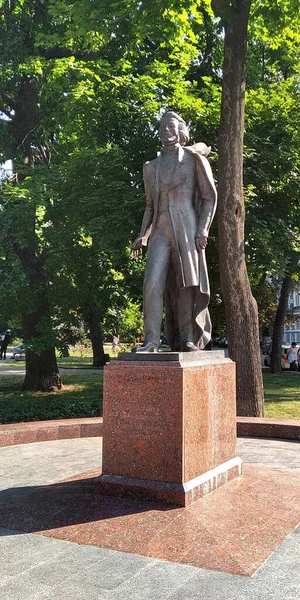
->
[0,476,175,535]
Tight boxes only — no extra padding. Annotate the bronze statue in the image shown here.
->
[132,111,217,352]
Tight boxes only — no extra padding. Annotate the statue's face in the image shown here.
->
[159,117,180,146]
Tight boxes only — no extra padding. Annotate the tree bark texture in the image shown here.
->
[270,274,292,374]
[87,314,107,368]
[23,344,61,392]
[214,0,264,416]
[17,248,61,392]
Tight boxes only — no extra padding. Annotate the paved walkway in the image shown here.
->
[0,437,299,493]
[0,437,299,492]
[0,437,299,599]
[0,438,103,492]
[0,363,101,377]
[1,525,299,600]
[238,436,300,469]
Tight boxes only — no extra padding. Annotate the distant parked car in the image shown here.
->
[261,344,299,370]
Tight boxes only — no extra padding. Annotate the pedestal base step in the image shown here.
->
[96,457,242,506]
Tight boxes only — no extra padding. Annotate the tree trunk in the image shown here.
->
[23,347,61,392]
[22,307,61,392]
[213,0,264,416]
[17,251,61,391]
[87,314,106,368]
[270,274,292,373]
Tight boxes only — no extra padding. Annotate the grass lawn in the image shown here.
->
[263,372,300,419]
[0,372,103,424]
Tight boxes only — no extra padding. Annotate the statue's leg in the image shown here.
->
[142,232,172,348]
[177,286,197,349]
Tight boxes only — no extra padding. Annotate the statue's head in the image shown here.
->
[159,111,190,147]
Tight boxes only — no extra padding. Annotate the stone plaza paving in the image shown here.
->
[0,437,300,599]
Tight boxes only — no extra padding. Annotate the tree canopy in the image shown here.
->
[0,0,299,400]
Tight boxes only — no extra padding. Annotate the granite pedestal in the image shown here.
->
[97,351,242,506]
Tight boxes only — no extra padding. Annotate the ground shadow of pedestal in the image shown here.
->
[0,475,176,535]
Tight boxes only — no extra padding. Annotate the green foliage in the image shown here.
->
[104,300,143,342]
[0,373,103,424]
[0,0,299,361]
[244,3,300,284]
[253,281,277,331]
[22,316,57,355]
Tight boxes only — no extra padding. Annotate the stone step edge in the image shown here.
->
[0,417,103,447]
[237,417,300,440]
[0,416,299,448]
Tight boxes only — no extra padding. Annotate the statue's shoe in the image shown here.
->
[136,342,159,353]
[182,341,201,352]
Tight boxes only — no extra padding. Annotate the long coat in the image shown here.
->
[139,145,217,349]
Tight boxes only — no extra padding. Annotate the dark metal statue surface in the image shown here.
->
[132,112,217,352]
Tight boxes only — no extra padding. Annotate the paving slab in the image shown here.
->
[0,437,102,493]
[0,526,300,600]
[0,437,299,598]
[239,437,300,469]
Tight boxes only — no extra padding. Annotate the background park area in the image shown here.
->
[0,345,299,425]
[0,0,299,420]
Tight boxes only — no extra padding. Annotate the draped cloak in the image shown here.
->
[139,145,217,350]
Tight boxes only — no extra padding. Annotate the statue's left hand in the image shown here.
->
[131,236,144,258]
[195,236,208,251]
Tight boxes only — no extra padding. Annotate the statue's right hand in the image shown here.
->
[131,237,144,258]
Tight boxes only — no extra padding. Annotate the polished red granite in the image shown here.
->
[237,417,300,440]
[182,364,237,481]
[103,362,184,482]
[1,414,299,450]
[100,357,238,504]
[1,465,299,576]
[0,418,103,447]
[97,462,241,506]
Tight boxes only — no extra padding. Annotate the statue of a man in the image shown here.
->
[132,111,217,352]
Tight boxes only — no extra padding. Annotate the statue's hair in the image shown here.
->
[159,111,190,146]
